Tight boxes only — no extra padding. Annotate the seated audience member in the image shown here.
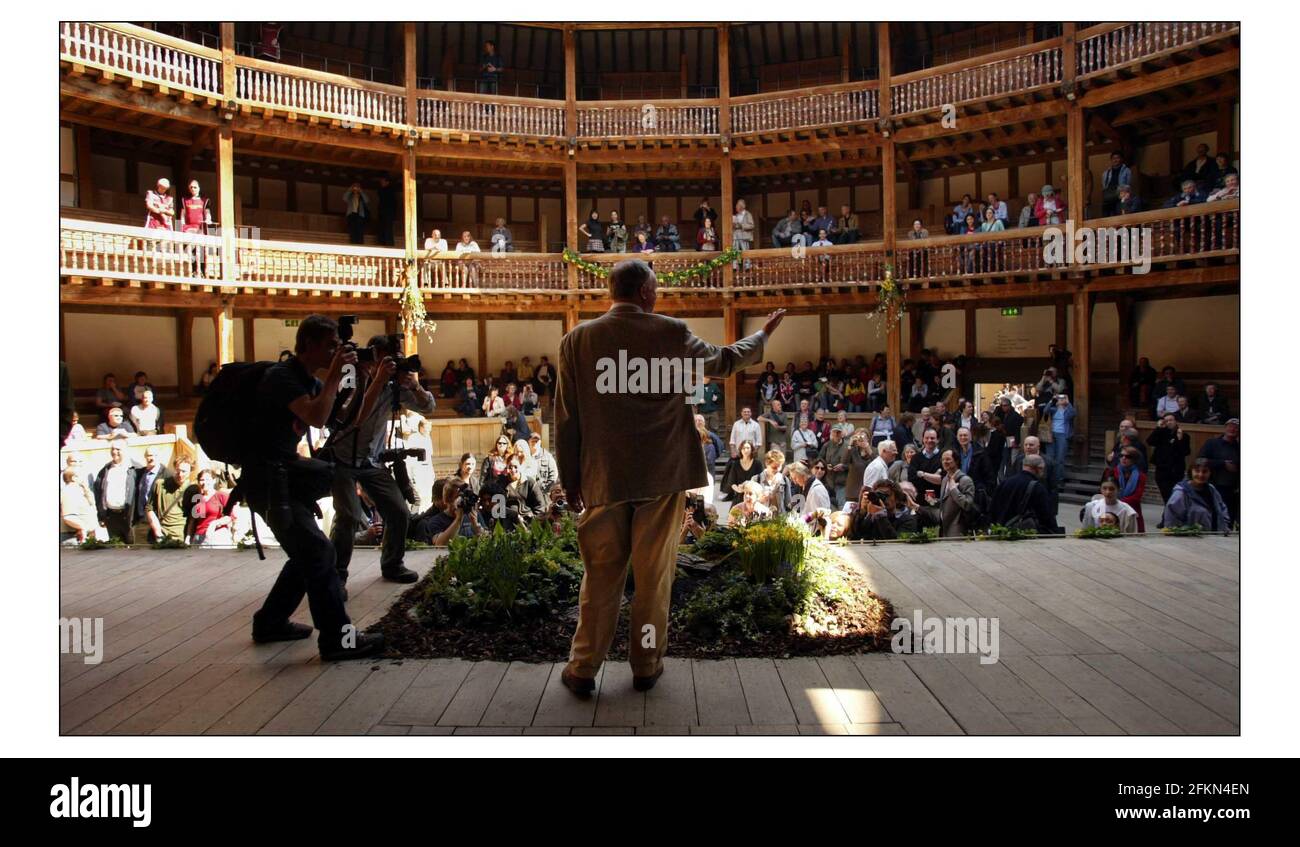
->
[93,438,136,541]
[412,477,486,545]
[1154,383,1181,418]
[96,407,136,440]
[1081,478,1139,533]
[1198,418,1240,527]
[936,449,978,538]
[439,361,460,398]
[908,219,930,239]
[1173,395,1198,424]
[1212,153,1238,189]
[130,371,154,404]
[65,411,88,445]
[503,405,531,444]
[949,195,975,234]
[455,231,481,253]
[1129,357,1158,406]
[632,231,655,253]
[97,373,129,414]
[489,218,514,253]
[526,433,559,493]
[632,214,654,245]
[1103,447,1147,533]
[836,204,861,244]
[130,389,162,435]
[1197,382,1231,424]
[519,383,540,416]
[1116,184,1142,214]
[654,216,680,252]
[196,362,220,395]
[979,205,1004,232]
[1206,172,1239,202]
[1162,458,1232,534]
[680,499,719,545]
[191,468,237,545]
[146,455,195,544]
[423,228,449,252]
[988,454,1061,533]
[771,210,803,248]
[728,480,774,527]
[61,464,99,543]
[985,193,1009,226]
[481,387,506,418]
[1034,185,1067,225]
[1165,179,1206,208]
[1152,365,1187,400]
[846,480,919,541]
[1017,192,1039,228]
[456,378,483,417]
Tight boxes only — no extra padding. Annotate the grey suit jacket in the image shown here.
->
[556,303,766,507]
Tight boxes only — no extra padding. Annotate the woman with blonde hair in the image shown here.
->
[728,479,772,527]
[757,449,789,514]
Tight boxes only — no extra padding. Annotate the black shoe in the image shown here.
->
[560,668,595,697]
[633,665,664,692]
[320,632,385,662]
[252,621,313,644]
[382,566,419,584]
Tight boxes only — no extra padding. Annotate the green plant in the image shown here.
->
[733,519,807,582]
[982,523,1038,541]
[900,527,939,544]
[689,525,742,561]
[1162,524,1205,537]
[150,536,189,549]
[78,537,128,550]
[405,539,431,551]
[1075,526,1123,539]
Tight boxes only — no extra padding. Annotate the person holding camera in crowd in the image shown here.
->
[480,452,549,531]
[846,479,919,541]
[324,332,435,596]
[412,476,486,545]
[247,315,384,660]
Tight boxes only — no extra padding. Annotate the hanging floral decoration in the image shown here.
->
[562,248,741,286]
[397,264,433,336]
[873,263,906,335]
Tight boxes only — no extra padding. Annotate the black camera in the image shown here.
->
[686,493,708,528]
[866,490,888,507]
[376,447,426,464]
[457,484,481,512]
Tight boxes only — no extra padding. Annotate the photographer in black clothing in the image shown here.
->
[1147,413,1192,503]
[324,332,435,594]
[411,476,486,545]
[247,314,383,661]
[847,480,919,540]
[480,453,549,531]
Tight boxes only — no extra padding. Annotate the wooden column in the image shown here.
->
[214,304,235,366]
[840,27,851,83]
[819,313,831,361]
[563,25,578,270]
[723,304,741,426]
[877,22,895,253]
[563,305,580,335]
[220,22,236,100]
[1072,288,1092,458]
[907,307,922,361]
[402,22,419,263]
[1216,98,1235,157]
[718,23,734,272]
[1055,300,1068,349]
[964,305,977,359]
[477,317,488,377]
[176,312,194,399]
[217,126,236,283]
[680,52,689,99]
[886,316,901,413]
[1115,296,1136,410]
[1063,25,1086,222]
[75,124,95,210]
[242,316,255,363]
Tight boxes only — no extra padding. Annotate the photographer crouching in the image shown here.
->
[323,330,435,595]
[478,451,550,531]
[410,476,486,545]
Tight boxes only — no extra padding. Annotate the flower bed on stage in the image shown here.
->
[369,516,894,662]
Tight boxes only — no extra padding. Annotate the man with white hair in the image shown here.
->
[864,439,894,491]
[145,178,174,230]
[787,461,830,517]
[129,389,162,436]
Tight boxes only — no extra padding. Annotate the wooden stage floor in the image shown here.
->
[59,536,1240,736]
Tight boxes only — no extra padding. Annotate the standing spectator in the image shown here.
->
[731,199,755,255]
[1162,458,1232,533]
[1043,394,1075,468]
[97,373,129,415]
[1017,192,1039,228]
[632,214,653,245]
[534,355,555,407]
[909,428,944,503]
[93,438,136,541]
[424,228,449,253]
[720,440,763,502]
[844,431,875,504]
[605,212,627,253]
[1082,478,1139,533]
[1198,419,1240,527]
[1212,153,1238,189]
[196,362,220,395]
[478,40,504,95]
[1180,143,1220,194]
[809,205,837,242]
[343,183,369,245]
[696,217,719,251]
[729,406,762,457]
[64,411,88,445]
[145,455,195,544]
[1100,152,1133,216]
[527,432,559,494]
[989,454,1060,533]
[791,416,819,464]
[693,198,718,232]
[788,461,831,518]
[985,193,1009,227]
[1034,185,1067,226]
[772,210,802,247]
[949,194,975,234]
[481,386,506,418]
[130,371,154,404]
[376,176,398,247]
[818,426,850,505]
[190,468,236,546]
[1147,413,1192,504]
[95,407,136,440]
[579,210,605,252]
[61,462,100,543]
[132,447,166,542]
[654,215,680,252]
[937,449,978,537]
[758,399,790,458]
[129,389,162,436]
[490,217,514,253]
[144,178,174,230]
[1104,447,1148,532]
[1164,179,1206,208]
[1129,357,1158,406]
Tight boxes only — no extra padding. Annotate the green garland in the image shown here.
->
[563,247,740,287]
[874,263,906,335]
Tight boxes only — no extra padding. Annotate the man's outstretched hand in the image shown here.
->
[763,309,787,337]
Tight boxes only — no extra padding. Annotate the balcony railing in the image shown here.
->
[1077,22,1239,78]
[575,100,720,139]
[730,83,879,135]
[235,57,407,129]
[890,40,1063,116]
[60,22,222,99]
[60,203,1239,297]
[417,90,565,138]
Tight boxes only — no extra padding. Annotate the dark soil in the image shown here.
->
[368,553,895,662]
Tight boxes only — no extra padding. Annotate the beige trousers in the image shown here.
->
[566,491,685,680]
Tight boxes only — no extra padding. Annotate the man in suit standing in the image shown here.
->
[556,259,784,695]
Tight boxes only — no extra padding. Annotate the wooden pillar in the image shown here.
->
[723,304,741,426]
[402,147,418,258]
[242,316,255,363]
[680,52,689,99]
[75,124,95,210]
[214,304,235,366]
[718,24,734,269]
[964,305,977,359]
[720,158,735,250]
[908,307,922,361]
[886,316,901,414]
[563,26,578,262]
[1072,288,1092,457]
[217,126,236,282]
[877,23,895,253]
[1115,296,1136,411]
[840,27,851,84]
[1216,98,1235,157]
[176,312,194,399]
[1055,300,1068,349]
[477,317,488,377]
[819,313,831,361]
[718,24,731,114]
[220,22,236,100]
[1063,24,1086,222]
[563,305,580,335]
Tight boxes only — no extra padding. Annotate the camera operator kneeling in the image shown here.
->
[846,480,919,541]
[480,453,550,531]
[325,334,436,593]
[411,476,486,545]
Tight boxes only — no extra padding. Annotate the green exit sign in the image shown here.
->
[284,319,300,327]
[1000,307,1022,317]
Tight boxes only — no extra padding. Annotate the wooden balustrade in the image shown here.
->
[730,83,878,134]
[575,101,720,138]
[573,253,725,290]
[60,219,223,283]
[419,253,568,291]
[417,91,565,137]
[891,40,1062,116]
[1077,22,1239,77]
[234,238,407,292]
[235,57,406,128]
[732,244,890,289]
[60,22,222,98]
